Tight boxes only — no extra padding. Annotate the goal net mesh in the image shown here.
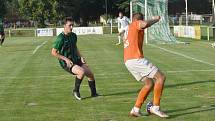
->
[131,0,178,44]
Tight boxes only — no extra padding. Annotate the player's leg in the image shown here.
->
[81,64,98,97]
[153,70,165,106]
[0,34,2,46]
[130,77,154,117]
[71,65,85,100]
[150,70,169,117]
[1,35,5,46]
[116,30,125,45]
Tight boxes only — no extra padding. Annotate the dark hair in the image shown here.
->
[133,12,144,20]
[63,17,73,25]
[119,11,123,14]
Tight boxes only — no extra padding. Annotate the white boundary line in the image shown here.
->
[166,69,215,73]
[149,44,215,67]
[32,40,48,54]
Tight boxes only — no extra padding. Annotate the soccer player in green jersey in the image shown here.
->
[0,18,5,46]
[51,17,99,100]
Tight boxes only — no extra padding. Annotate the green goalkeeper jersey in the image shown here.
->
[53,32,81,67]
[0,18,4,32]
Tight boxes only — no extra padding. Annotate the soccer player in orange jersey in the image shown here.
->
[124,13,169,118]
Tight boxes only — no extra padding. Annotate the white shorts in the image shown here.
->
[118,28,126,33]
[125,58,159,81]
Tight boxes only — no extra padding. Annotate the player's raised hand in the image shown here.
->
[81,57,86,64]
[65,58,73,68]
[152,16,161,20]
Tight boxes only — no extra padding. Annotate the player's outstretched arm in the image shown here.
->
[145,16,160,27]
[139,16,160,29]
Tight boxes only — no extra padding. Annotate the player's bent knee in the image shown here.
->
[143,78,154,88]
[157,74,166,84]
[87,73,95,80]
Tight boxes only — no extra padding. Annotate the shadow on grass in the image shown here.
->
[101,90,139,97]
[82,80,215,99]
[93,80,215,98]
[166,80,215,88]
[166,105,215,119]
[81,90,139,100]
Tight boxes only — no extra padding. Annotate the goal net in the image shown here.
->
[130,0,178,44]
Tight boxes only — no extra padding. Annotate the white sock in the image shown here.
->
[133,106,140,112]
[152,105,160,110]
[118,36,121,43]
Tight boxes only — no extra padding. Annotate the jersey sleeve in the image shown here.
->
[52,34,63,51]
[125,16,131,24]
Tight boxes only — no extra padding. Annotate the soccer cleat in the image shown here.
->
[91,93,100,97]
[150,106,169,118]
[146,101,153,114]
[73,91,82,100]
[129,108,143,117]
[115,43,121,45]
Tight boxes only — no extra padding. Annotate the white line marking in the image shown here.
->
[166,69,215,73]
[149,44,215,67]
[32,41,48,54]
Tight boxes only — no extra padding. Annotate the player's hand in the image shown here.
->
[152,16,161,20]
[65,58,73,68]
[81,57,86,64]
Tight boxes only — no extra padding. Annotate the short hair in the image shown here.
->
[133,12,144,21]
[63,17,73,25]
[119,11,123,14]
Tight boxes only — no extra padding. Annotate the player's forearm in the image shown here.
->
[145,19,159,27]
[51,49,68,61]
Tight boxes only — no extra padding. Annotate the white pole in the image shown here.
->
[9,29,11,37]
[130,1,133,22]
[110,19,113,34]
[207,27,210,41]
[213,0,215,12]
[185,0,188,26]
[145,0,148,44]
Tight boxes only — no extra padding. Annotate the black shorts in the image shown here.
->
[60,60,84,75]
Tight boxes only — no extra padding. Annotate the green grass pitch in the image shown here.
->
[0,35,215,121]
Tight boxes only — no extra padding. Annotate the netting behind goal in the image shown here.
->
[131,0,178,44]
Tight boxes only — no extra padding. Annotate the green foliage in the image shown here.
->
[19,0,63,27]
[0,0,6,17]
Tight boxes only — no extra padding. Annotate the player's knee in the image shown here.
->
[88,72,95,80]
[144,79,154,89]
[145,83,154,89]
[77,68,85,77]
[157,74,166,84]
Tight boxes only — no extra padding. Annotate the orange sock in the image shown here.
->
[153,82,164,106]
[135,86,151,108]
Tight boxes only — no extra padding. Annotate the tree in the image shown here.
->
[19,0,62,27]
[0,0,14,18]
[0,0,7,18]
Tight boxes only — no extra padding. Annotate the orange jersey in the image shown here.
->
[124,20,144,62]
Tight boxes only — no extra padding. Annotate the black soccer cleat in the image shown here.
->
[73,91,82,100]
[91,93,100,97]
